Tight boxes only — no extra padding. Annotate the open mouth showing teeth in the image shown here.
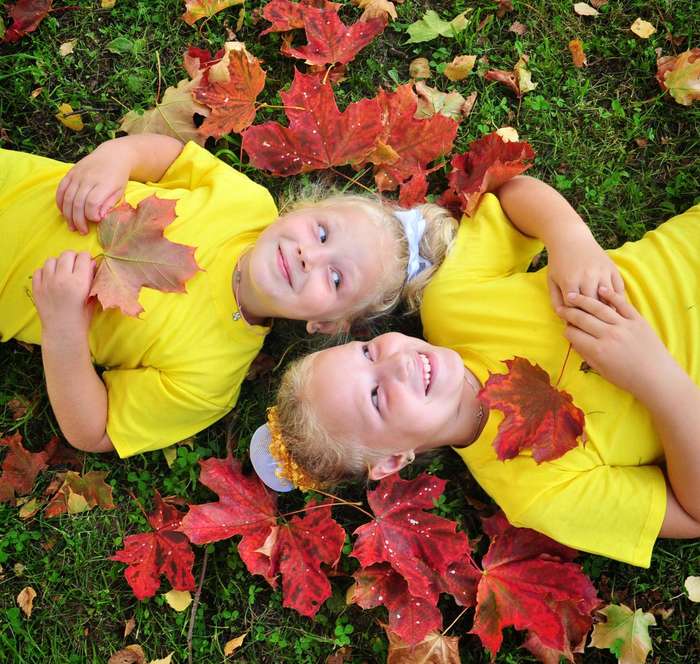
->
[418,352,432,394]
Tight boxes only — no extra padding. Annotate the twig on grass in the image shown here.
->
[187,547,209,664]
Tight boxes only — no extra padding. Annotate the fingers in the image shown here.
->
[611,270,625,294]
[598,286,637,319]
[564,292,620,325]
[563,324,597,359]
[74,251,95,277]
[548,277,565,310]
[99,188,123,219]
[85,185,117,222]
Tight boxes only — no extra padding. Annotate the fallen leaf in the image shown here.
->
[2,0,52,43]
[409,57,431,80]
[325,646,351,664]
[55,103,84,132]
[522,600,592,663]
[182,0,243,26]
[443,54,476,81]
[630,18,656,39]
[224,633,247,656]
[163,589,192,611]
[461,90,478,117]
[509,21,527,36]
[58,39,76,56]
[589,604,656,664]
[496,126,519,142]
[119,76,211,146]
[123,616,136,638]
[590,0,607,6]
[44,470,115,517]
[89,195,201,317]
[486,55,537,96]
[656,48,700,105]
[111,492,196,600]
[386,629,461,664]
[18,497,41,519]
[0,433,49,505]
[685,576,700,602]
[496,0,513,17]
[241,69,383,176]
[108,645,146,664]
[281,7,385,66]
[414,82,468,121]
[13,562,26,576]
[479,357,586,463]
[30,87,43,99]
[406,9,470,43]
[101,0,117,8]
[352,0,397,22]
[17,586,37,618]
[569,38,586,67]
[573,2,598,16]
[260,0,340,35]
[162,438,194,469]
[148,655,173,664]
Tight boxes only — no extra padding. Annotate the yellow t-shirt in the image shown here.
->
[0,142,278,457]
[421,193,700,567]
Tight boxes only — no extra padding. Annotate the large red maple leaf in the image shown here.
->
[2,0,51,43]
[469,514,599,657]
[362,84,458,205]
[438,131,535,218]
[281,7,386,66]
[90,195,201,317]
[111,492,196,600]
[479,357,585,463]
[261,0,340,35]
[351,473,470,602]
[194,42,267,137]
[241,69,383,176]
[0,433,49,504]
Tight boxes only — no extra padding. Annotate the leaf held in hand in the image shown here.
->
[181,0,243,26]
[589,604,656,664]
[479,356,586,463]
[90,195,201,317]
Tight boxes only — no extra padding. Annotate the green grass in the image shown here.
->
[1,0,699,662]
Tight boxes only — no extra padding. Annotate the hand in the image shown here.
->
[547,228,625,310]
[56,142,131,234]
[33,251,96,337]
[557,288,677,399]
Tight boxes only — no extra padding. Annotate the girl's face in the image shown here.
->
[244,204,396,331]
[307,333,480,463]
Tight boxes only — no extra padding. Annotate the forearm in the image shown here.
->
[497,175,593,249]
[637,364,700,522]
[95,134,184,183]
[41,331,114,453]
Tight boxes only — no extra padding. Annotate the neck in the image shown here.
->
[234,253,269,325]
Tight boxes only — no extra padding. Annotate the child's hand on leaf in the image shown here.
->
[56,144,130,234]
[558,288,677,400]
[547,228,625,309]
[33,251,96,336]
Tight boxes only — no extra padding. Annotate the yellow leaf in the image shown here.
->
[108,644,146,664]
[162,447,177,468]
[18,497,41,519]
[163,589,192,612]
[56,104,84,132]
[182,0,244,26]
[148,654,174,664]
[444,54,476,81]
[66,487,90,514]
[685,576,700,602]
[496,126,519,142]
[630,18,656,39]
[590,604,655,664]
[59,40,76,56]
[573,2,598,16]
[17,586,37,618]
[223,633,247,656]
[101,0,117,8]
[514,55,537,94]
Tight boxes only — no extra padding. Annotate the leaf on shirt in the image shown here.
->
[589,604,656,664]
[181,0,243,26]
[438,131,535,217]
[111,491,196,600]
[90,195,202,317]
[44,470,116,517]
[479,356,586,463]
[656,48,700,106]
[1,0,51,43]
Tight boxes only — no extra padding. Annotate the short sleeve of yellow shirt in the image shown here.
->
[420,195,700,567]
[0,142,278,458]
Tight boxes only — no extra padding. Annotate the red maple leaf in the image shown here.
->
[261,0,340,35]
[111,491,196,600]
[90,195,202,317]
[281,7,386,66]
[241,69,383,176]
[194,43,267,137]
[2,0,51,43]
[0,433,49,504]
[470,514,599,657]
[263,500,345,617]
[479,357,585,463]
[179,456,277,545]
[438,131,535,217]
[44,470,115,518]
[362,84,458,204]
[351,473,470,602]
[183,46,225,78]
[350,563,444,645]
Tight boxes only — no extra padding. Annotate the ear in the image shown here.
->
[305,319,351,335]
[368,452,415,481]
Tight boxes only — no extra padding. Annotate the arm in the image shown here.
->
[33,251,115,453]
[560,288,700,529]
[497,176,625,308]
[56,134,184,234]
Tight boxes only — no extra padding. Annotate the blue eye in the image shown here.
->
[371,387,379,411]
[331,269,341,289]
[318,225,328,243]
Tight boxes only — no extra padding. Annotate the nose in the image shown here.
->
[297,244,325,273]
[378,350,411,383]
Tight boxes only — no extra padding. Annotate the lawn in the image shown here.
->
[1,0,699,662]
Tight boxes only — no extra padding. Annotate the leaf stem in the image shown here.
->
[555,343,573,387]
[442,605,470,637]
[329,168,376,195]
[313,488,375,519]
[126,489,150,523]
[155,51,162,106]
[255,103,307,113]
[187,547,209,664]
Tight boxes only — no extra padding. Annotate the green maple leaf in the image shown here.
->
[590,604,656,664]
[405,10,470,43]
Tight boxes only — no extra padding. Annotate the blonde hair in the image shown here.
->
[285,190,458,325]
[275,353,387,487]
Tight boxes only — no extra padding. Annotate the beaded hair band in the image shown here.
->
[249,407,322,492]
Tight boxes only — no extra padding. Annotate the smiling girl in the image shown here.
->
[265,179,700,567]
[0,134,455,457]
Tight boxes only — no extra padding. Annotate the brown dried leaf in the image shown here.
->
[108,645,146,664]
[569,38,587,67]
[224,633,247,656]
[123,616,136,639]
[443,54,476,81]
[409,57,431,80]
[573,3,598,16]
[386,629,461,664]
[509,21,527,36]
[17,586,37,618]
